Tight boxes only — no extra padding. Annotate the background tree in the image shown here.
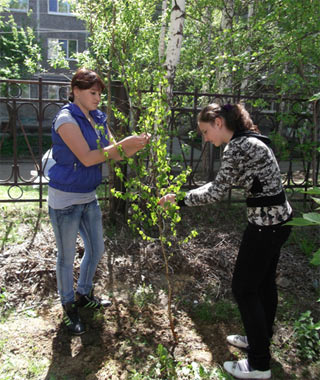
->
[71,0,163,217]
[164,0,185,101]
[71,0,193,342]
[174,0,319,99]
[67,0,320,222]
[0,0,42,79]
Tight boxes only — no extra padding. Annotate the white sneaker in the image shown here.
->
[227,334,249,349]
[224,359,271,379]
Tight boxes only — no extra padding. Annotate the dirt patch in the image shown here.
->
[0,203,320,379]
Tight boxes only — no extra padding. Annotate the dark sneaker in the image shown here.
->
[62,302,86,335]
[224,359,271,379]
[76,289,112,309]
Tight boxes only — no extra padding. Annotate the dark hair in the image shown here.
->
[69,68,105,102]
[197,103,260,133]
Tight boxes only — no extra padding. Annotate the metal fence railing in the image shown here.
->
[1,78,319,207]
[166,90,319,203]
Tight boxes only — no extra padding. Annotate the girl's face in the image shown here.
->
[198,119,225,147]
[73,84,102,113]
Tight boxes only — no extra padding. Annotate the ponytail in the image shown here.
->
[198,103,260,133]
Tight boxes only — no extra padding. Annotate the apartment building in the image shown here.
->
[0,0,89,131]
[2,0,88,81]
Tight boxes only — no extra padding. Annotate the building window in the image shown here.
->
[48,38,77,60]
[48,85,69,100]
[7,83,32,98]
[48,0,72,14]
[9,0,28,11]
[48,85,59,100]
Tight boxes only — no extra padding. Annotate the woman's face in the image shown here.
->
[198,119,225,147]
[74,84,102,112]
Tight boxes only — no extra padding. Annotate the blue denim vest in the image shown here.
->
[48,103,109,193]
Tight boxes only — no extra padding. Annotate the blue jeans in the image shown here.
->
[49,199,104,305]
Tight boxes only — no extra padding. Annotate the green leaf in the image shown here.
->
[285,218,317,226]
[304,188,320,196]
[311,197,320,206]
[310,92,320,101]
[310,249,320,266]
[303,213,320,225]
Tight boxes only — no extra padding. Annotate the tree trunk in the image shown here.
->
[240,2,254,93]
[159,0,168,62]
[312,100,319,187]
[200,6,214,176]
[216,0,234,93]
[106,2,127,220]
[165,0,185,102]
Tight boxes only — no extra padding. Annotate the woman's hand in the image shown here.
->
[105,132,151,161]
[120,132,151,157]
[58,122,150,165]
[129,132,151,151]
[158,193,176,208]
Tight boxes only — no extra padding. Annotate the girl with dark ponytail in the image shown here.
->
[159,103,292,380]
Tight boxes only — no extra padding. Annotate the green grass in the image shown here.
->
[277,292,299,322]
[0,195,319,380]
[132,283,157,309]
[0,184,48,201]
[0,288,13,323]
[0,135,52,158]
[0,197,50,253]
[191,299,241,323]
[0,183,107,202]
[0,185,109,251]
[0,346,50,380]
[128,343,234,380]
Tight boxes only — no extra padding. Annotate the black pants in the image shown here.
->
[232,222,292,371]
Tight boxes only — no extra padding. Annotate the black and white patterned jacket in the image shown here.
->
[184,131,292,226]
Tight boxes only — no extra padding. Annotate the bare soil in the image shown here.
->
[0,202,320,380]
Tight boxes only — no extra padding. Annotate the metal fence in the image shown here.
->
[166,89,319,202]
[0,78,69,207]
[0,78,319,207]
